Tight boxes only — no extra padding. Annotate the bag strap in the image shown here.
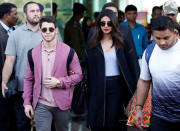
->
[27,48,34,74]
[27,47,75,75]
[66,48,75,75]
[145,41,155,65]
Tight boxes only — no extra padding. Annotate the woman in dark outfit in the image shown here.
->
[83,9,140,131]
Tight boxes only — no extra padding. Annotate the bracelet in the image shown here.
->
[135,104,143,107]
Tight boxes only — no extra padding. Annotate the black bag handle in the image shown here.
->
[28,48,34,74]
[66,48,75,75]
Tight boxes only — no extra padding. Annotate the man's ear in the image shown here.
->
[174,29,179,37]
[24,12,27,19]
[55,27,58,33]
[3,13,9,20]
[39,27,41,32]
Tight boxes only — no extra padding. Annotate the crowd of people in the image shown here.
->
[0,0,179,131]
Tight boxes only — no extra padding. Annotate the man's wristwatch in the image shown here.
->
[56,80,61,88]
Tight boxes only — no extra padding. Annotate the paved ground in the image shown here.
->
[68,116,90,131]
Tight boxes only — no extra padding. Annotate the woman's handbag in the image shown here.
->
[126,85,152,127]
[71,80,88,116]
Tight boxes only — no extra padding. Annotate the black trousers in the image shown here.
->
[0,91,14,131]
[0,91,30,131]
[150,115,180,131]
[92,76,127,131]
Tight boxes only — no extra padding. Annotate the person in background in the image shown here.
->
[147,6,162,42]
[1,1,42,130]
[162,0,180,37]
[118,10,125,23]
[135,16,180,131]
[37,3,44,15]
[52,2,63,41]
[23,16,82,131]
[84,9,139,131]
[64,2,86,60]
[52,2,57,18]
[174,21,180,38]
[0,3,18,131]
[90,12,99,27]
[121,5,148,67]
[82,16,91,42]
[162,0,179,22]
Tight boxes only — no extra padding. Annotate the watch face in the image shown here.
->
[57,81,60,87]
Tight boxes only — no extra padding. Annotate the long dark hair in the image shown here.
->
[90,9,124,49]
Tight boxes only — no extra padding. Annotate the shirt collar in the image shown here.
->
[0,20,10,31]
[42,41,57,53]
[22,22,39,32]
[124,21,139,29]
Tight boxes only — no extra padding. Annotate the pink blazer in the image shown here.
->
[23,41,83,110]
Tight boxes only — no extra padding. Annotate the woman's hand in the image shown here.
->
[134,107,144,130]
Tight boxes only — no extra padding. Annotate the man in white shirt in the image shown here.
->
[135,16,180,131]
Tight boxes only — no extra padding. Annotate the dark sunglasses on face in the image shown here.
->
[100,21,112,27]
[41,27,55,33]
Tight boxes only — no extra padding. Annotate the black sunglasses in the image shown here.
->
[41,27,55,33]
[100,21,112,27]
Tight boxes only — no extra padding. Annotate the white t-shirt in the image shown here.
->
[140,39,180,122]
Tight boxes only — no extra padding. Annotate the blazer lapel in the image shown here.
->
[96,43,104,56]
[35,43,42,80]
[51,41,62,75]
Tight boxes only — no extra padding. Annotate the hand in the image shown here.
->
[1,82,8,98]
[43,77,60,89]
[68,70,75,75]
[24,105,34,119]
[134,108,144,130]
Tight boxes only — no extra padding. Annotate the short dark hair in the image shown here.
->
[125,5,137,13]
[174,21,180,34]
[39,16,57,28]
[152,6,161,13]
[23,1,38,13]
[0,3,17,19]
[151,16,175,32]
[73,3,86,15]
[94,12,100,19]
[102,2,118,10]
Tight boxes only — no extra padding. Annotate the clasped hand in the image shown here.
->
[43,76,59,88]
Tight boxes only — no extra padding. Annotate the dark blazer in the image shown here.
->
[64,17,85,59]
[0,23,9,85]
[84,41,140,127]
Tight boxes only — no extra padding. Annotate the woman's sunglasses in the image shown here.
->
[41,27,55,33]
[100,21,112,27]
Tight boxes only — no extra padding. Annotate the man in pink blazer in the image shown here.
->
[23,16,83,131]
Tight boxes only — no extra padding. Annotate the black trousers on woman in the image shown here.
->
[91,76,127,131]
